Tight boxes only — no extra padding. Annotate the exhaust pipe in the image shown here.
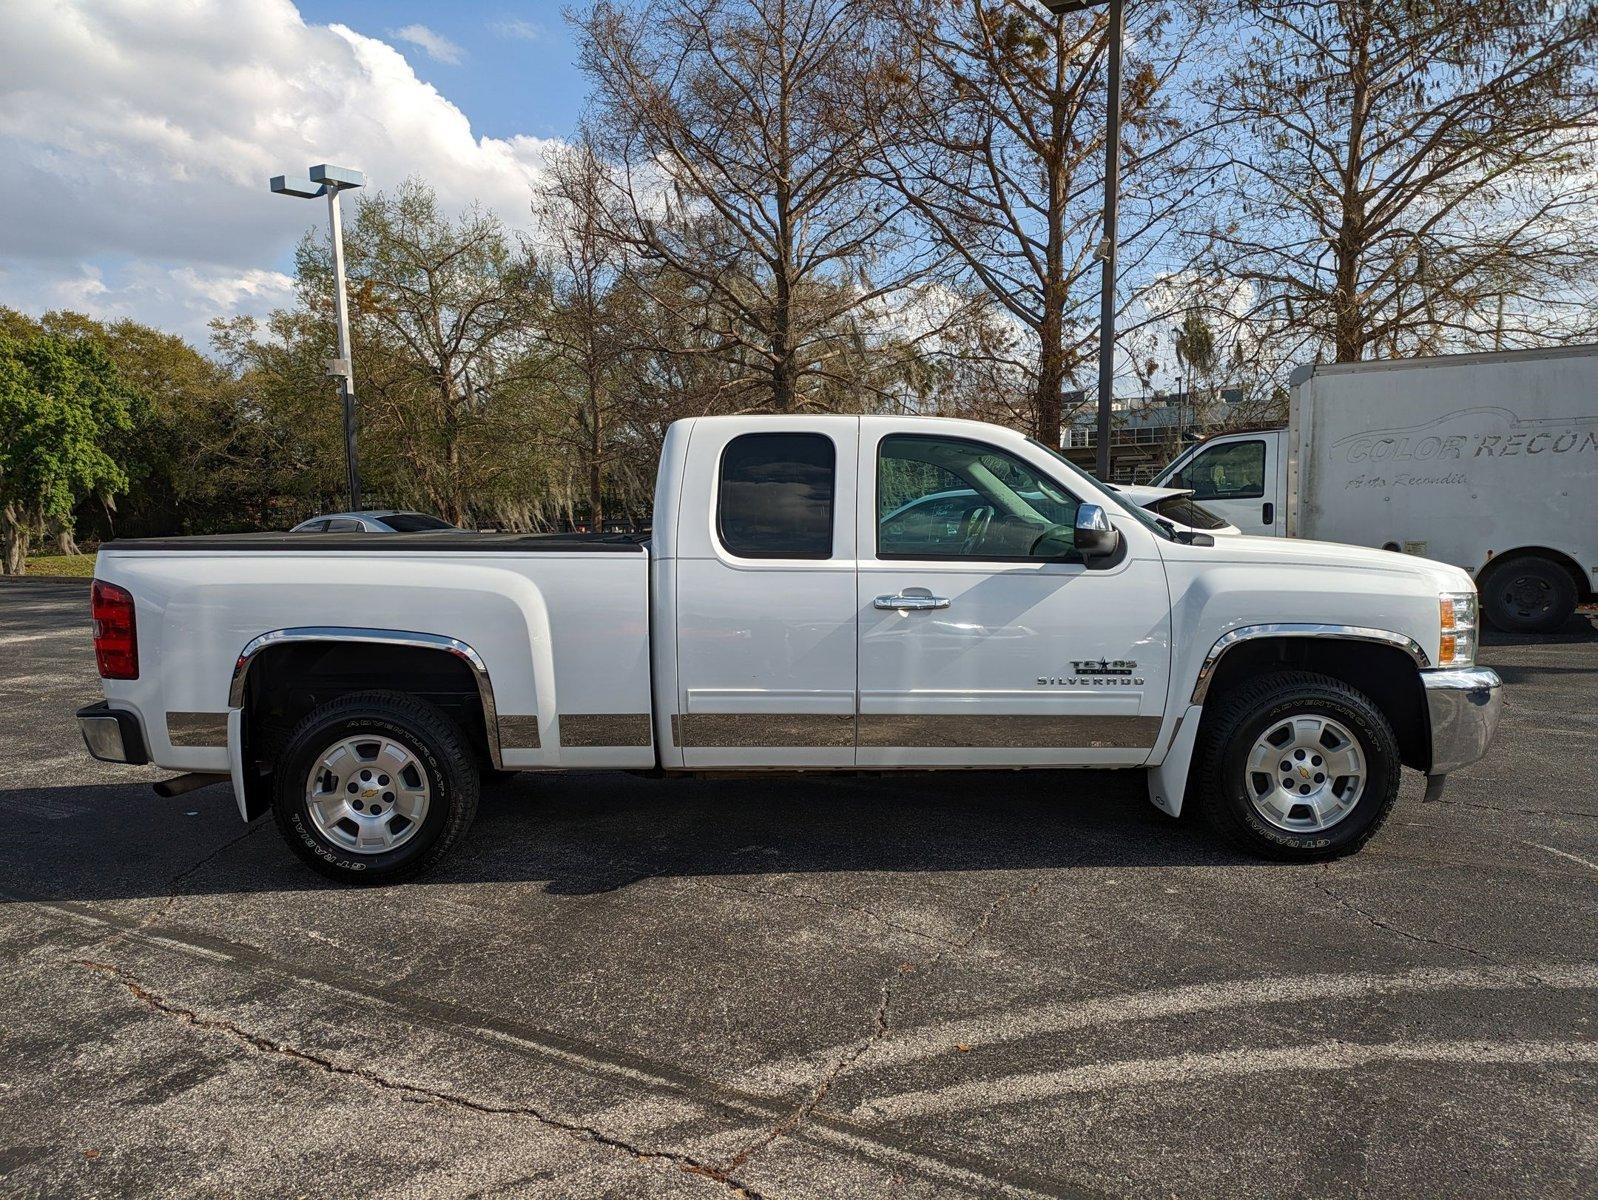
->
[152,772,230,798]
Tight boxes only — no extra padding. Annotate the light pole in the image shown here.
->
[1041,0,1123,480]
[270,163,366,511]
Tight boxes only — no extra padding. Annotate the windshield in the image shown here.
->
[383,512,457,532]
[1147,494,1229,531]
[1025,439,1174,540]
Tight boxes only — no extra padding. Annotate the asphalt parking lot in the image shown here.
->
[1,577,1594,1199]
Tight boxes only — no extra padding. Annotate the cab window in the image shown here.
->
[877,434,1080,560]
[718,432,835,558]
[1170,440,1266,501]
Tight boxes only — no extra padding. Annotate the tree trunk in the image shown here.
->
[2,505,30,575]
[1034,19,1068,449]
[589,396,605,533]
[1332,10,1372,363]
[1035,307,1065,449]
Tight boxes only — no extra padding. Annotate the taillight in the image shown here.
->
[92,580,139,679]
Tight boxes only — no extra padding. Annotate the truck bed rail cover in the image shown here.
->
[101,532,648,553]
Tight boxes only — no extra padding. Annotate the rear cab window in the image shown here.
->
[717,432,836,559]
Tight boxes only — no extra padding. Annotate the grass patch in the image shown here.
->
[24,553,97,578]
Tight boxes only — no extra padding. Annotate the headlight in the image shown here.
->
[1438,591,1477,667]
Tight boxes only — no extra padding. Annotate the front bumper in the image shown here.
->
[76,701,149,765]
[1422,667,1502,775]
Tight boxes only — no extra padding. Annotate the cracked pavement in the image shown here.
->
[1,577,1595,1198]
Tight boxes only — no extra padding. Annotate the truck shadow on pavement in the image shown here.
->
[0,767,1258,904]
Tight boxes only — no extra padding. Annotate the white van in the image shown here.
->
[1151,345,1598,631]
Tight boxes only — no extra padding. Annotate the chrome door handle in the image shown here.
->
[875,594,950,611]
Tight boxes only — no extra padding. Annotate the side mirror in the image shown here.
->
[1074,503,1121,559]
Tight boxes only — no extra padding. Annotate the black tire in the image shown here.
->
[1479,555,1576,634]
[1195,670,1401,861]
[272,691,479,884]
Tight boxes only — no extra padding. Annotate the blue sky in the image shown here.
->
[294,1,590,141]
[0,0,591,343]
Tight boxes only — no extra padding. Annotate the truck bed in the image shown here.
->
[94,533,656,777]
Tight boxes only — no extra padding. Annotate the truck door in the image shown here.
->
[1156,432,1281,536]
[670,418,859,768]
[855,420,1170,768]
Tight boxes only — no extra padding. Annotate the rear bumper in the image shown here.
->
[1422,667,1503,775]
[76,701,149,765]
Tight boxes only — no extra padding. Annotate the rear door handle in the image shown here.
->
[875,594,950,611]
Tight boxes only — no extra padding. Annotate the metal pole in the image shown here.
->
[1093,0,1125,480]
[326,184,361,511]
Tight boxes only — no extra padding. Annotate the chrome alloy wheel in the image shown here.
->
[1244,714,1366,833]
[304,735,431,854]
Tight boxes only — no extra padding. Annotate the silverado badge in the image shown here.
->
[1037,660,1145,686]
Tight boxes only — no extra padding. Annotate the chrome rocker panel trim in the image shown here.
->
[1192,623,1432,705]
[228,626,505,769]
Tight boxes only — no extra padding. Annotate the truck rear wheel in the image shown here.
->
[1195,671,1401,861]
[272,691,479,884]
[1479,554,1576,634]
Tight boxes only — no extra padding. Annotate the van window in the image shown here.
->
[717,433,835,559]
[1171,439,1266,500]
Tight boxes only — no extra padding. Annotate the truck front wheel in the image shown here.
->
[1479,554,1576,634]
[1195,671,1401,861]
[272,691,480,884]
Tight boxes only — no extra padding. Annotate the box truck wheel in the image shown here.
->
[272,691,480,884]
[1195,671,1401,861]
[1479,554,1576,634]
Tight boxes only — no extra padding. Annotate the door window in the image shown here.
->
[717,432,835,559]
[1170,440,1266,500]
[877,434,1080,560]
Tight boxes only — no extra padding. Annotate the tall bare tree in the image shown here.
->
[1205,0,1598,364]
[576,0,936,412]
[880,0,1215,446]
[535,140,640,530]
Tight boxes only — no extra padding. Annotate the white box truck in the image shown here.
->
[1149,344,1598,632]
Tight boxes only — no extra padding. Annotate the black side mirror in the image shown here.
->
[1074,504,1121,559]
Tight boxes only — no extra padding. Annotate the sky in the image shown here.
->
[0,0,588,345]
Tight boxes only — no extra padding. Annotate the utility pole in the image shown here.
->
[270,163,366,510]
[1040,0,1125,479]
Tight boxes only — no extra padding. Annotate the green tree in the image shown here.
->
[254,178,554,526]
[0,332,135,573]
[15,309,246,539]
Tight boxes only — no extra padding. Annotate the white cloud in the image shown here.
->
[389,23,465,66]
[489,17,543,41]
[0,0,559,344]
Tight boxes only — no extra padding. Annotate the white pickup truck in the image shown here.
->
[78,415,1503,883]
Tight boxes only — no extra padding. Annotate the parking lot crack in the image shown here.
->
[1318,877,1507,967]
[75,958,767,1199]
[692,878,964,949]
[721,882,1041,1175]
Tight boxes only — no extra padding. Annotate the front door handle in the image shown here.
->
[1262,501,1275,525]
[875,593,950,611]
